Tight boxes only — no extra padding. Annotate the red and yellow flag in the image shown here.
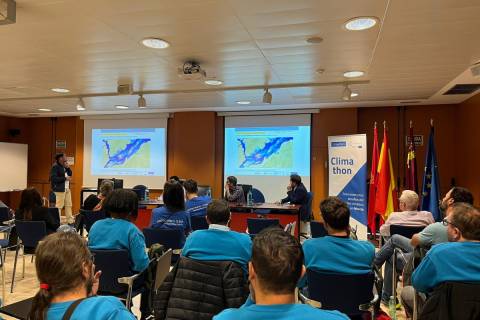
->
[374,124,398,224]
[406,121,419,194]
[367,123,379,234]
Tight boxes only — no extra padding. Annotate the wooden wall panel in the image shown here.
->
[167,112,217,193]
[456,94,480,204]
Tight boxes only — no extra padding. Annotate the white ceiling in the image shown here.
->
[0,0,480,117]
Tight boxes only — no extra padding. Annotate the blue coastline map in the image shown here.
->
[237,137,293,168]
[103,138,151,168]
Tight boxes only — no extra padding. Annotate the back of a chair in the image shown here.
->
[15,220,47,248]
[247,218,280,235]
[390,225,425,239]
[82,209,106,232]
[251,188,265,204]
[90,249,133,294]
[307,269,375,316]
[310,221,328,238]
[197,185,211,197]
[190,215,209,231]
[154,249,173,291]
[132,185,147,201]
[143,228,183,249]
[0,207,10,224]
[47,207,60,226]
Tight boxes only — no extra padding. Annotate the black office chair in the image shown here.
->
[304,191,314,221]
[197,185,212,197]
[390,225,425,239]
[11,220,47,293]
[310,221,328,238]
[143,228,183,264]
[190,215,209,231]
[47,207,61,226]
[299,269,379,319]
[247,218,280,236]
[82,209,106,233]
[132,185,147,201]
[90,249,145,310]
[251,188,265,204]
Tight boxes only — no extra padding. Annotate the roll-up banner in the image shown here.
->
[328,134,368,240]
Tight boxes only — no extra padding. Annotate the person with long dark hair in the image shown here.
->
[150,180,191,246]
[28,232,134,320]
[16,188,59,234]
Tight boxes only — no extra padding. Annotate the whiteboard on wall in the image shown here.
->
[0,142,28,192]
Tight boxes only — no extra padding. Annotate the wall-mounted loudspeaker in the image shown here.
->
[8,128,21,137]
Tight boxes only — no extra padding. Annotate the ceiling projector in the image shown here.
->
[177,61,206,80]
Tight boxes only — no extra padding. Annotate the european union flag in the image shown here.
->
[421,123,441,221]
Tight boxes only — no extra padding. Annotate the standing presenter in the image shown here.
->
[50,153,74,225]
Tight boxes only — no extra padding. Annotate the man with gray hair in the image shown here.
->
[375,190,434,305]
[380,190,434,237]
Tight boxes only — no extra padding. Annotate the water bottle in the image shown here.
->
[388,296,397,319]
[145,188,150,201]
[206,188,212,198]
[247,189,253,206]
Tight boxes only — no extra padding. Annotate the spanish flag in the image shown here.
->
[367,123,380,234]
[374,124,398,224]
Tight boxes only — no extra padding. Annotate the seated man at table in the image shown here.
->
[182,200,252,273]
[401,203,480,314]
[213,228,348,320]
[280,174,309,233]
[29,232,135,320]
[301,197,374,287]
[224,176,245,204]
[151,180,191,246]
[184,179,211,218]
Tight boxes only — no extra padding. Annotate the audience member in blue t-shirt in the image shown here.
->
[214,228,348,320]
[151,180,191,246]
[301,197,374,288]
[184,179,211,218]
[88,189,150,319]
[412,203,480,293]
[28,232,135,320]
[182,199,251,273]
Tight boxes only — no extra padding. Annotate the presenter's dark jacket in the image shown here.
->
[15,207,60,234]
[50,162,72,192]
[281,183,309,221]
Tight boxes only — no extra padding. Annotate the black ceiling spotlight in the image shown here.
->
[263,88,272,104]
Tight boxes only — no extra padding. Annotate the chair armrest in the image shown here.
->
[359,293,379,311]
[118,273,142,287]
[394,248,409,265]
[172,249,182,255]
[298,291,322,308]
[2,219,15,227]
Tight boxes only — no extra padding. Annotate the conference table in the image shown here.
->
[229,203,301,238]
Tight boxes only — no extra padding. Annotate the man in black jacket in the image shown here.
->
[280,174,310,235]
[50,153,73,224]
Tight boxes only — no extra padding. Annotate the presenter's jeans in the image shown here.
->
[374,234,413,301]
[55,189,73,224]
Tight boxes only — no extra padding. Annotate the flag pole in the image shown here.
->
[410,120,413,128]
[430,118,434,127]
[374,121,377,129]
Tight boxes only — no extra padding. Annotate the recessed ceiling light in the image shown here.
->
[204,79,223,86]
[350,92,359,98]
[115,105,129,109]
[236,101,251,105]
[306,36,323,44]
[343,71,365,78]
[141,37,170,49]
[38,108,52,112]
[316,68,325,74]
[51,88,70,93]
[345,17,378,31]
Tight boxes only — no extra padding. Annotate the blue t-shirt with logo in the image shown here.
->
[214,296,348,320]
[186,196,211,217]
[47,296,135,320]
[150,206,191,246]
[412,241,480,293]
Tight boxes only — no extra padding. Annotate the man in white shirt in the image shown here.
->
[380,190,434,237]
